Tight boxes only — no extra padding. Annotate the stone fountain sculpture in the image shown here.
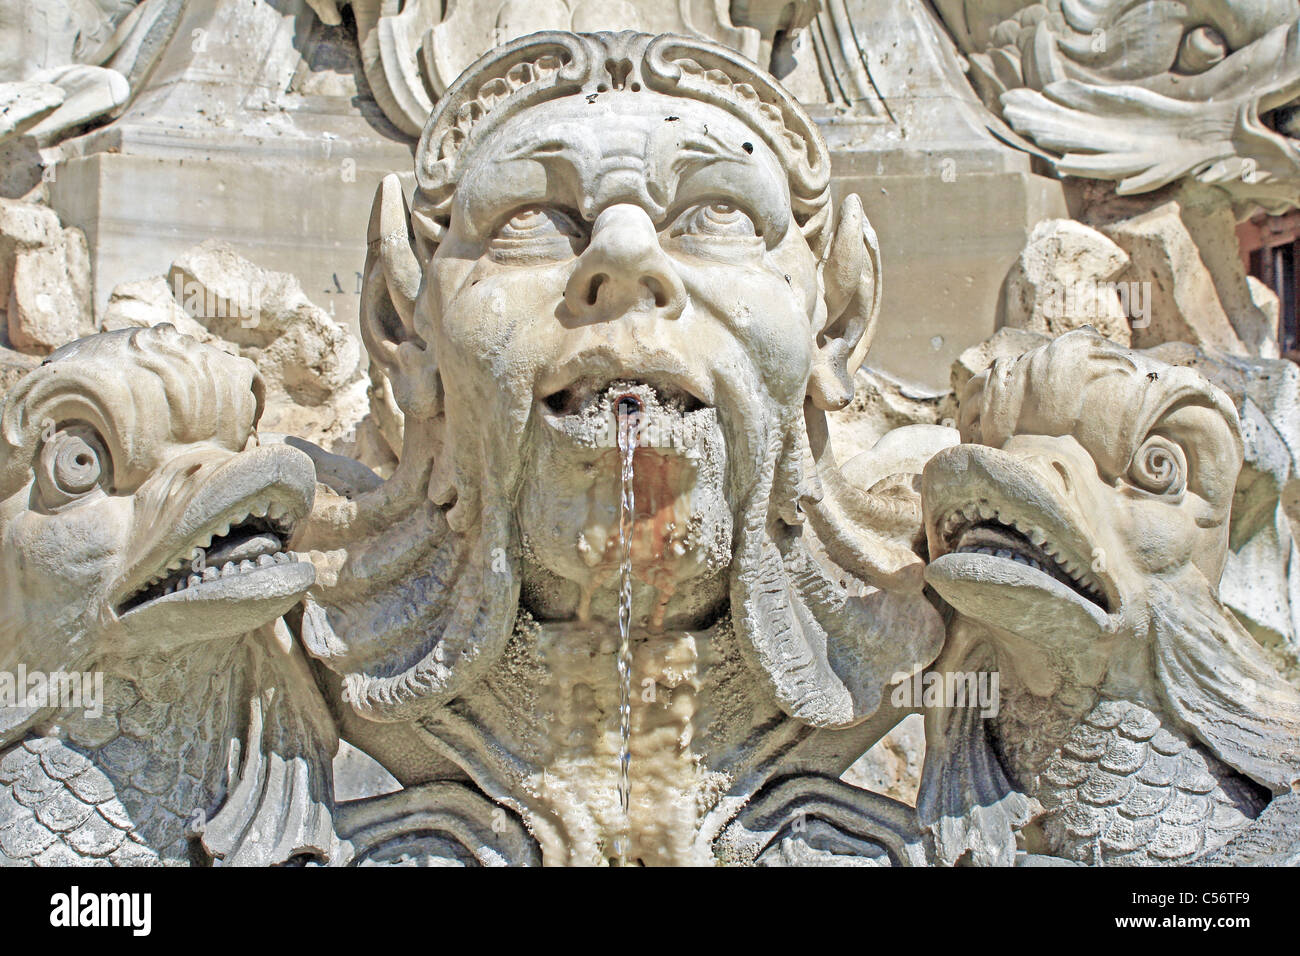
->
[933,0,1300,212]
[919,329,1300,866]
[305,0,823,138]
[299,29,945,866]
[2,19,1300,868]
[0,325,336,865]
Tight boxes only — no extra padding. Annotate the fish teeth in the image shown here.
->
[257,554,274,567]
[252,501,268,518]
[273,552,289,564]
[186,573,202,588]
[221,561,236,577]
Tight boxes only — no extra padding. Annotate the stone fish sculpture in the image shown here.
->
[918,329,1300,866]
[298,30,945,866]
[934,0,1300,211]
[0,325,337,865]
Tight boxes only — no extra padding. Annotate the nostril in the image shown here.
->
[544,388,576,414]
[587,274,607,306]
[1053,460,1071,492]
[645,277,668,309]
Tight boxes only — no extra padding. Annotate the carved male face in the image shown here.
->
[345,33,899,723]
[419,87,842,626]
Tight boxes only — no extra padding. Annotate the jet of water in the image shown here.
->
[613,395,639,865]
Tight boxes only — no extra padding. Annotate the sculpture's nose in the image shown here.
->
[1002,434,1085,498]
[563,204,686,321]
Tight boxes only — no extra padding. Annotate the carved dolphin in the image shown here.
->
[917,329,1300,866]
[0,325,336,865]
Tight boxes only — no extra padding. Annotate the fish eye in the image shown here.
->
[1127,435,1186,498]
[37,425,111,509]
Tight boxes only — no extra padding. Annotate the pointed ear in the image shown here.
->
[809,194,883,411]
[361,174,439,416]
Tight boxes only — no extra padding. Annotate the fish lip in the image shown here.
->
[116,558,315,622]
[923,446,1120,617]
[110,444,316,618]
[924,550,1113,634]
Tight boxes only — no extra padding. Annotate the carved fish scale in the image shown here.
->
[994,683,1267,864]
[0,640,244,866]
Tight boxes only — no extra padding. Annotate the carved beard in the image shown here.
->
[312,357,939,729]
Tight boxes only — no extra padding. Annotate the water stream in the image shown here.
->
[613,395,639,865]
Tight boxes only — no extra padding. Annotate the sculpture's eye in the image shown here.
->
[1126,435,1186,497]
[1175,25,1228,73]
[489,206,585,261]
[670,202,759,240]
[37,426,110,509]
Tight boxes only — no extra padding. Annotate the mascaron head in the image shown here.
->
[361,30,884,627]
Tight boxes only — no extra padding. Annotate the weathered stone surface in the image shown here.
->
[1247,277,1282,358]
[828,366,956,465]
[0,82,63,141]
[100,276,208,340]
[0,198,61,303]
[93,243,370,452]
[843,713,925,806]
[1173,187,1281,359]
[4,221,93,354]
[1001,219,1132,346]
[1099,202,1248,355]
[169,241,362,407]
[348,361,404,478]
[950,326,1049,399]
[0,345,38,392]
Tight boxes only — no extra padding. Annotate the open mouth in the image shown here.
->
[936,503,1110,613]
[1264,103,1300,138]
[116,502,304,617]
[540,376,708,417]
[536,378,718,453]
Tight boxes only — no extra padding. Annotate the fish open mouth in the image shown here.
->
[935,503,1111,614]
[1264,103,1300,138]
[116,500,308,617]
